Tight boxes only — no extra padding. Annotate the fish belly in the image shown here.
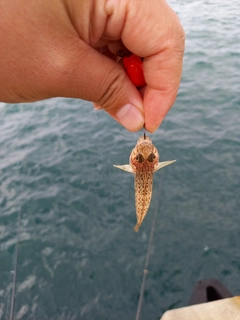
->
[134,170,153,232]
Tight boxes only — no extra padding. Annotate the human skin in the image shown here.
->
[0,0,185,132]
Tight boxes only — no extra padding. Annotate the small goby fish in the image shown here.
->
[114,134,176,232]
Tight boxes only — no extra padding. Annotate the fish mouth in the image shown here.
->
[137,135,152,145]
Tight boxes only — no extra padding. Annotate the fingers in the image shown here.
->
[120,0,185,132]
[68,0,184,132]
[0,0,184,133]
[54,41,144,132]
[143,42,184,132]
[143,86,179,133]
[61,0,185,133]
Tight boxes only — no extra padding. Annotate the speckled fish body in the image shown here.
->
[114,136,175,232]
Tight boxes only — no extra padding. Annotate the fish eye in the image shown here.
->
[135,153,144,163]
[147,153,156,162]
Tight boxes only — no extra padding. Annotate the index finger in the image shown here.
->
[121,0,185,132]
[143,43,184,132]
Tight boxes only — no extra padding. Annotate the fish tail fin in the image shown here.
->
[134,223,140,232]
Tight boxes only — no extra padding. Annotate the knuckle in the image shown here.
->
[95,70,126,114]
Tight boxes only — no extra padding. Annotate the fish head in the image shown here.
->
[130,135,159,171]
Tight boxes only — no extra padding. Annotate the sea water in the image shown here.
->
[0,0,240,319]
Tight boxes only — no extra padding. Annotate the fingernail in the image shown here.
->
[116,104,144,131]
[147,124,159,133]
[92,102,102,110]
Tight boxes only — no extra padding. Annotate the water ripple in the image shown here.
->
[0,1,240,319]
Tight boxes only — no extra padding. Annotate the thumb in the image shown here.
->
[57,42,144,132]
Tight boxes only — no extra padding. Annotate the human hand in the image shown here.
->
[0,0,184,132]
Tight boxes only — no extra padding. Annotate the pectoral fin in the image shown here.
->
[113,164,134,174]
[154,160,176,172]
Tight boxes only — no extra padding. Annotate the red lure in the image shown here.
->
[122,54,146,88]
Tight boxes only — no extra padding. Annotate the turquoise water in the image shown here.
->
[0,0,240,319]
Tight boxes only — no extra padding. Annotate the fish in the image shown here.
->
[114,134,176,232]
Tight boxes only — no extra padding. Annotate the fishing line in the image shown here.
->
[9,208,21,320]
[135,174,161,320]
[143,127,146,140]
